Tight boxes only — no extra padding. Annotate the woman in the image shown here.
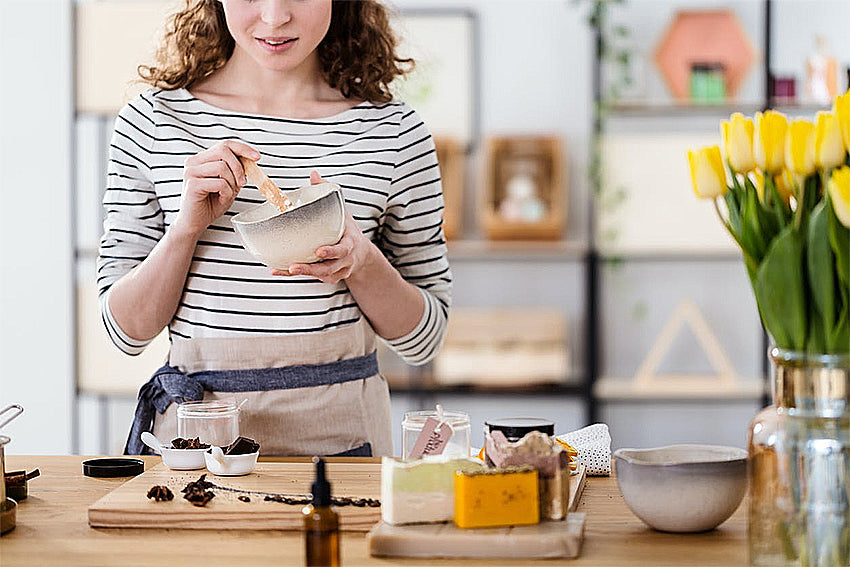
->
[98,0,451,457]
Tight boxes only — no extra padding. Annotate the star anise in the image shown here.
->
[146,485,174,502]
[182,474,215,507]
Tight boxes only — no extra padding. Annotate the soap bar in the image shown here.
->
[381,456,485,525]
[453,467,539,529]
[485,430,570,520]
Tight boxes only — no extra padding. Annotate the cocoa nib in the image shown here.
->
[146,485,174,502]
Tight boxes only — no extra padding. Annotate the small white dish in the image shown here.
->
[204,445,259,476]
[141,431,206,471]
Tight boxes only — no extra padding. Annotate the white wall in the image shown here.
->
[0,0,74,454]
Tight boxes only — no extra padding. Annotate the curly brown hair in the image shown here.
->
[138,0,413,103]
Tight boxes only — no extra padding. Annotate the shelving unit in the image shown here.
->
[590,0,844,409]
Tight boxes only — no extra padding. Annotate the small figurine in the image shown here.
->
[806,35,837,104]
[499,162,546,223]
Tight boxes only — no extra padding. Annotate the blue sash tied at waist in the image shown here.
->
[124,350,379,455]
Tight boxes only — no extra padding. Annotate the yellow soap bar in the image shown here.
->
[453,467,540,529]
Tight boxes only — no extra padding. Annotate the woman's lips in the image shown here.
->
[256,37,298,53]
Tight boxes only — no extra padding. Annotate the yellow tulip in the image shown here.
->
[753,170,766,203]
[815,111,846,170]
[828,166,850,228]
[785,119,817,176]
[754,110,788,174]
[834,90,850,153]
[721,113,755,173]
[688,146,727,198]
[775,169,795,204]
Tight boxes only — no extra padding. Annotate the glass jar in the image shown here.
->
[402,409,470,459]
[747,348,849,567]
[176,400,240,448]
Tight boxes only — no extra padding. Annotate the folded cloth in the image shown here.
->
[556,423,612,476]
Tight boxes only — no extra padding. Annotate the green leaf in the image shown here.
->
[767,175,790,228]
[725,190,742,239]
[808,201,836,350]
[754,226,807,349]
[828,194,850,292]
[807,309,826,353]
[829,308,849,354]
[740,181,767,262]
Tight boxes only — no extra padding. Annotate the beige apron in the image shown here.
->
[151,318,393,456]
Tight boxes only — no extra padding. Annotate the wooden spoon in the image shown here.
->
[238,157,294,212]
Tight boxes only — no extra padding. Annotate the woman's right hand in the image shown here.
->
[172,140,261,239]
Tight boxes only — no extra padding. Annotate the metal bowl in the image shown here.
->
[231,182,345,271]
[614,444,747,533]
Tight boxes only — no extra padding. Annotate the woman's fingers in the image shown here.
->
[273,259,352,283]
[310,170,326,185]
[190,177,233,201]
[290,259,345,278]
[223,140,261,161]
[315,237,353,260]
[190,160,239,191]
[217,144,253,187]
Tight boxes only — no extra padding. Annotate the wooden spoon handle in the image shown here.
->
[238,157,293,212]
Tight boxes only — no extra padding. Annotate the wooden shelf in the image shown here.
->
[594,376,766,402]
[605,100,766,117]
[599,247,742,262]
[605,99,834,118]
[447,239,587,260]
[390,381,585,397]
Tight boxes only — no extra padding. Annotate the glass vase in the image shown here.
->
[747,348,849,567]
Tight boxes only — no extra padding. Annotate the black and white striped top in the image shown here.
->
[97,88,451,365]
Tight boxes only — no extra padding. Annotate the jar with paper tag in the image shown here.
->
[402,407,470,459]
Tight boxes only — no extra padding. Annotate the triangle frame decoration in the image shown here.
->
[633,299,737,392]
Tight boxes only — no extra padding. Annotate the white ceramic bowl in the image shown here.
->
[204,447,259,477]
[231,182,345,271]
[614,444,747,533]
[159,446,207,471]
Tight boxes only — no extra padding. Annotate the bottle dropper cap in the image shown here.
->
[310,456,332,507]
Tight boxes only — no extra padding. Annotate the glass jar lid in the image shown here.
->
[176,400,239,418]
[485,417,555,439]
[402,409,469,428]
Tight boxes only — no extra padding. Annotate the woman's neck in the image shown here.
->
[191,45,353,118]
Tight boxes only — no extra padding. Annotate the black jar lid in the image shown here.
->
[485,417,555,439]
[82,458,145,478]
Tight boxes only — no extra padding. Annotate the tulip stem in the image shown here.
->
[713,197,754,267]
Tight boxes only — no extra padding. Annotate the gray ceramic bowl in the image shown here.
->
[614,444,747,533]
[231,182,345,271]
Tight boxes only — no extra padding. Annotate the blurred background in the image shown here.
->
[1,0,848,456]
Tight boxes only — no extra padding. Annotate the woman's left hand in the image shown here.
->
[272,171,375,284]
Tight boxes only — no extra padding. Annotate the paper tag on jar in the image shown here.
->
[409,417,453,457]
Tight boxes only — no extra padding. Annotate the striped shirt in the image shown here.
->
[97,88,451,365]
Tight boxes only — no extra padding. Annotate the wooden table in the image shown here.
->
[1,456,747,566]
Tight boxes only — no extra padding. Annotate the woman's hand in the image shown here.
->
[273,171,376,284]
[172,140,260,239]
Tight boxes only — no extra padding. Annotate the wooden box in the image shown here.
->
[434,137,465,240]
[481,136,565,241]
[432,308,570,388]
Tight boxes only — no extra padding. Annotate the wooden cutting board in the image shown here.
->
[88,461,381,531]
[366,465,587,559]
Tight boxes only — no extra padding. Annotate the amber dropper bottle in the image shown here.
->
[303,456,340,567]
